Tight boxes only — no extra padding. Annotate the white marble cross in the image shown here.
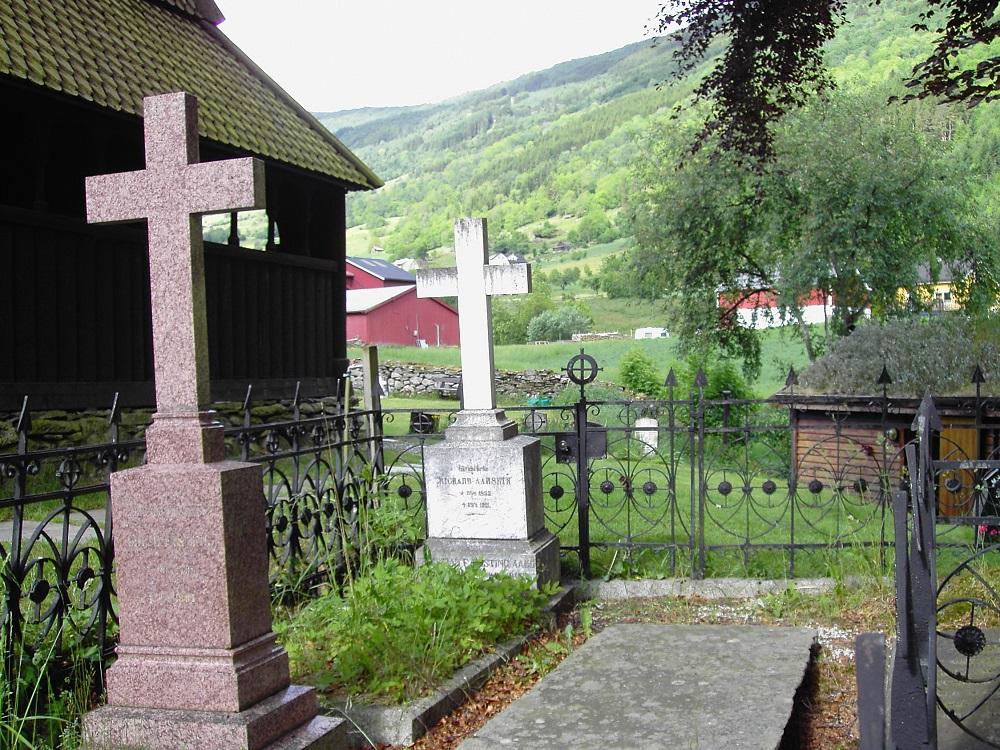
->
[416,218,531,410]
[85,92,265,421]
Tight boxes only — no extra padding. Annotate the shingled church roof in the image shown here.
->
[0,0,381,190]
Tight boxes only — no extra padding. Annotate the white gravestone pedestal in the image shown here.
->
[416,219,559,586]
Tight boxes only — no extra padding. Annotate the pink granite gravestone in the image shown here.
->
[82,93,344,750]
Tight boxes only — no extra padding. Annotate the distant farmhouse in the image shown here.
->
[489,251,527,266]
[719,289,852,330]
[345,257,458,347]
[0,0,380,408]
[634,327,668,340]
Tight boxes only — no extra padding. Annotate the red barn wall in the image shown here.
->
[347,292,459,346]
[345,265,413,290]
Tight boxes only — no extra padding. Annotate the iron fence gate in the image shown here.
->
[880,391,1000,749]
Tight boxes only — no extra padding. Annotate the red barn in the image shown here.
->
[346,286,459,347]
[345,257,417,289]
[344,256,458,346]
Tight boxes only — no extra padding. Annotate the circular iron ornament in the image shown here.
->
[853,478,869,494]
[323,502,336,517]
[643,481,658,496]
[954,625,987,658]
[274,516,289,533]
[718,480,733,496]
[524,411,548,432]
[549,485,565,500]
[945,477,963,493]
[28,580,50,605]
[397,484,413,500]
[808,479,824,494]
[566,353,599,386]
[600,479,615,495]
[762,480,777,496]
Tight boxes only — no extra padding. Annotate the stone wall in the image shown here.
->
[348,361,570,400]
[0,396,344,451]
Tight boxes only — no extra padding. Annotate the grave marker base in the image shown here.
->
[83,686,347,750]
[420,530,560,587]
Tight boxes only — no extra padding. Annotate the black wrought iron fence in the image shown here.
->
[2,357,996,678]
[859,391,1000,749]
[371,358,996,580]
[0,386,384,675]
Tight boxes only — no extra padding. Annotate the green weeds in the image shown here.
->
[277,559,555,704]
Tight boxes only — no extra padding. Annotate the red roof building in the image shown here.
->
[344,257,458,346]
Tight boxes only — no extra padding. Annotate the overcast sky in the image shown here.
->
[214,1,661,112]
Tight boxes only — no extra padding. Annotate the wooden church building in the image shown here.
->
[0,0,381,409]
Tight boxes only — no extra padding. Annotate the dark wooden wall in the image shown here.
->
[1,207,348,408]
[1,84,352,410]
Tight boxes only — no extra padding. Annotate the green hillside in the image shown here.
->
[207,0,999,356]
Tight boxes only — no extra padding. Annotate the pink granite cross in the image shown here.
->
[86,92,264,464]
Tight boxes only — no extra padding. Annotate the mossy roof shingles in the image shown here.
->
[0,0,380,190]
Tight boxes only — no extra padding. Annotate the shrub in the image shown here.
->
[619,348,664,398]
[799,315,1000,396]
[526,307,592,342]
[277,559,552,703]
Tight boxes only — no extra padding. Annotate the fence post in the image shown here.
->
[99,393,122,671]
[786,368,799,578]
[362,345,385,475]
[576,392,591,579]
[3,397,30,680]
[877,365,892,571]
[695,369,708,579]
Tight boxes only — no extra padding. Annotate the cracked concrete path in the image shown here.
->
[459,624,816,750]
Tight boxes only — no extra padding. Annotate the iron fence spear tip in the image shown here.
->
[108,392,121,425]
[665,368,677,387]
[877,364,893,386]
[695,369,708,388]
[971,364,985,384]
[16,395,31,434]
[785,367,798,387]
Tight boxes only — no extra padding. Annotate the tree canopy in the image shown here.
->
[655,0,1000,160]
[628,88,992,375]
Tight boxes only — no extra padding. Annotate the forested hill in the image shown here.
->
[316,37,687,256]
[310,0,984,262]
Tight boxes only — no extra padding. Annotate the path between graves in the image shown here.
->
[458,623,816,750]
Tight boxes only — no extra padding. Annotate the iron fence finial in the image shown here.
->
[972,364,985,385]
[665,368,677,388]
[108,392,122,426]
[785,367,798,387]
[877,364,893,386]
[15,396,31,435]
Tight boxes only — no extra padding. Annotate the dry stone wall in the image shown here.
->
[348,361,570,400]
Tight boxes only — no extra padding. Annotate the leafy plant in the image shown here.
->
[277,559,554,703]
[618,348,665,399]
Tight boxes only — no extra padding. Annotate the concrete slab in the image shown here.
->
[459,624,816,750]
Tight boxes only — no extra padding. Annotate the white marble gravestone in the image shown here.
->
[415,219,559,585]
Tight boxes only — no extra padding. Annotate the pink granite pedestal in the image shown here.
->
[82,438,346,750]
